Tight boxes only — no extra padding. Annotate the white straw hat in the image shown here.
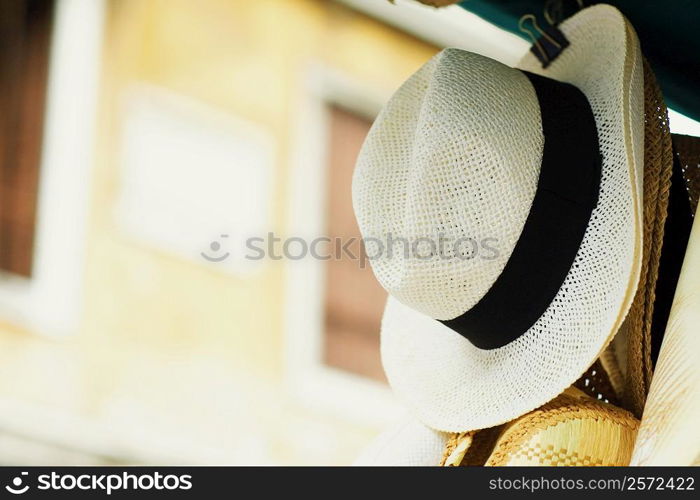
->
[353,415,449,466]
[352,5,644,432]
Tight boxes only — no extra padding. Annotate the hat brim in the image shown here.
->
[380,4,644,432]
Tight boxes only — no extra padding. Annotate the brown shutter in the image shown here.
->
[323,104,387,382]
[0,0,54,277]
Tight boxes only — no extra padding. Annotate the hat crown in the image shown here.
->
[353,49,544,319]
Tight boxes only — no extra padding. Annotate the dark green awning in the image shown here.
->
[458,0,700,122]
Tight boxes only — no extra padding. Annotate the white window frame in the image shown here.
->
[284,65,405,427]
[0,0,105,336]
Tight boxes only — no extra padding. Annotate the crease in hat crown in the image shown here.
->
[353,48,545,321]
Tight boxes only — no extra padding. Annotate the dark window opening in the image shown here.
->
[0,0,55,277]
[322,104,387,382]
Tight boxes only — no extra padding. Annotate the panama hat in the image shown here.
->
[442,387,639,466]
[352,4,644,431]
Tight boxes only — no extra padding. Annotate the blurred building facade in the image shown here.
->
[0,0,440,465]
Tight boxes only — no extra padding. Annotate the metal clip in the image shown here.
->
[519,14,562,66]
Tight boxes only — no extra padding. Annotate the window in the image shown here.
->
[284,67,400,425]
[0,0,54,277]
[323,105,387,382]
[0,0,104,335]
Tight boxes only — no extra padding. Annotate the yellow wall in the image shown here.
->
[0,0,438,465]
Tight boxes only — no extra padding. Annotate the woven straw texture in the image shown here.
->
[354,5,644,431]
[614,59,674,418]
[631,147,700,466]
[442,388,639,466]
[599,345,626,398]
[355,50,542,319]
[440,426,504,466]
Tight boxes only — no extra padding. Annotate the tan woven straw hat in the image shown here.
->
[352,4,644,431]
[441,387,639,466]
